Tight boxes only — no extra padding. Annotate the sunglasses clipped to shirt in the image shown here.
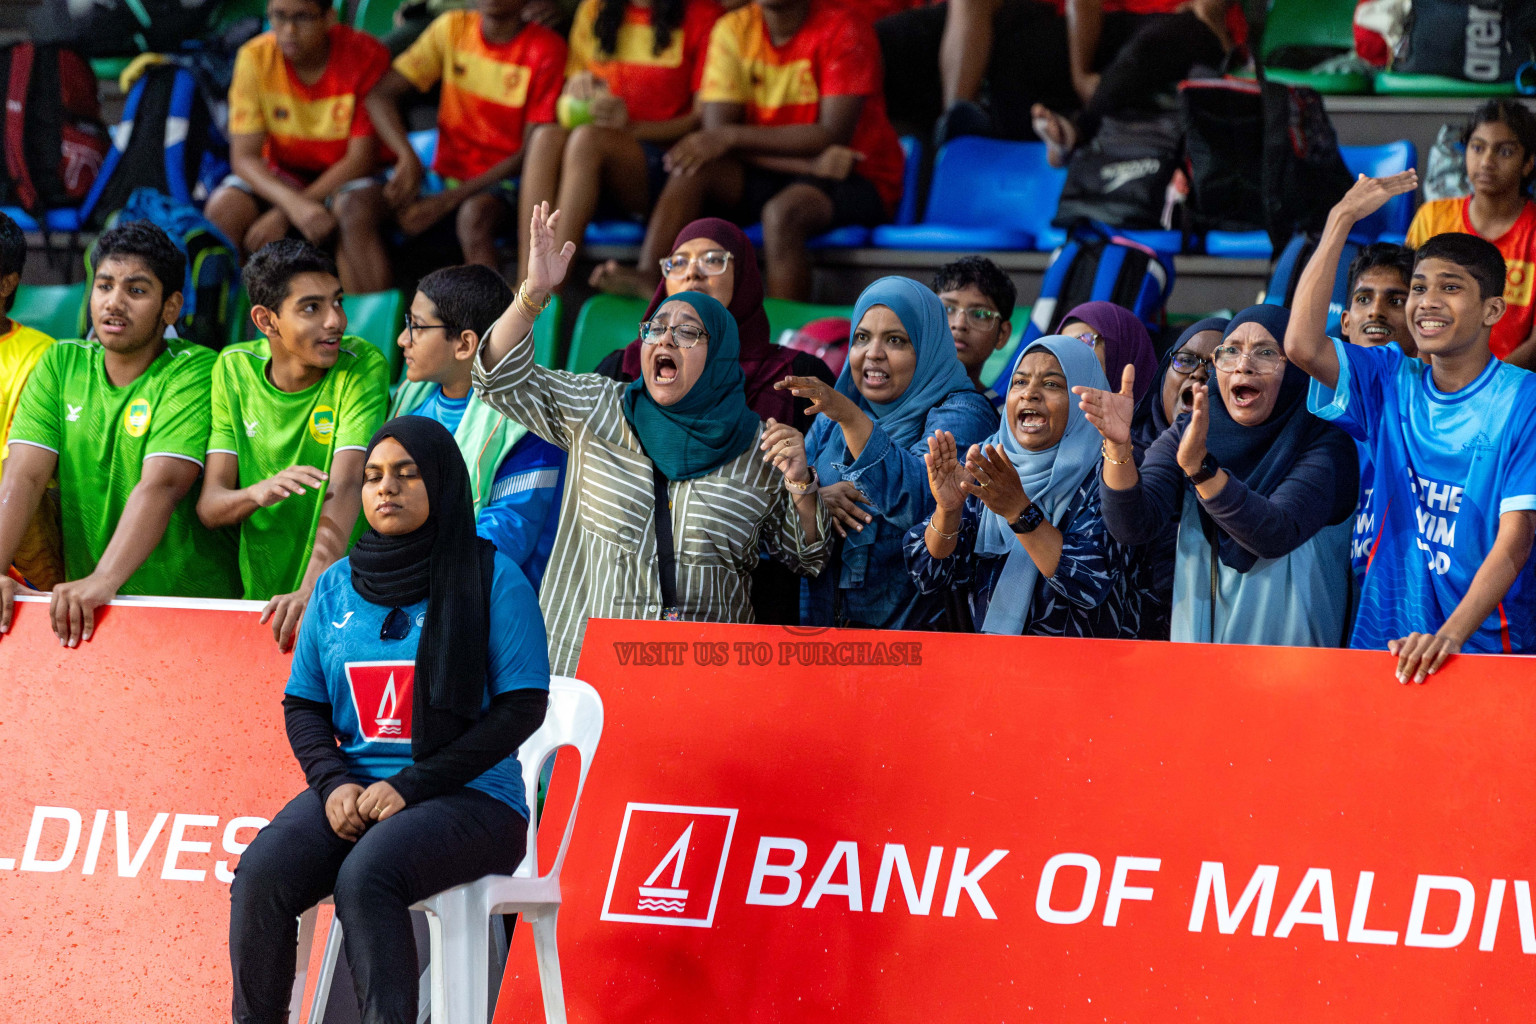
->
[381,607,412,641]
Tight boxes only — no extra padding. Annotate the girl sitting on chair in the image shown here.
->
[228,416,550,1024]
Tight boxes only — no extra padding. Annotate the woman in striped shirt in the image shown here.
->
[474,204,828,674]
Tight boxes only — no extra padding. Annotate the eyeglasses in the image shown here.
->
[942,304,1003,326]
[1212,345,1285,374]
[403,317,452,344]
[380,607,411,641]
[1072,330,1105,348]
[659,250,732,278]
[638,321,709,347]
[1169,351,1212,375]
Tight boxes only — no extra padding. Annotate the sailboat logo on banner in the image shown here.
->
[601,803,738,928]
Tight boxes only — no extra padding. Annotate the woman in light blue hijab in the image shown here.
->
[777,276,997,628]
[903,335,1148,637]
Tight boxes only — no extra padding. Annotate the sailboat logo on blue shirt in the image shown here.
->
[344,661,415,744]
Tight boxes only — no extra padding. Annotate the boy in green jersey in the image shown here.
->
[0,222,241,646]
[197,239,388,651]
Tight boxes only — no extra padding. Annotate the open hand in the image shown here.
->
[357,780,406,822]
[325,783,369,841]
[526,201,577,297]
[247,466,329,509]
[1333,170,1418,225]
[819,481,873,538]
[961,443,1030,523]
[924,430,966,513]
[774,375,856,422]
[1074,363,1136,447]
[1387,630,1462,684]
[1176,384,1212,477]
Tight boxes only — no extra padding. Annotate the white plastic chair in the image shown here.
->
[289,675,604,1024]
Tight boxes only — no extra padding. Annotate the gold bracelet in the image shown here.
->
[1101,440,1132,465]
[516,283,552,320]
[925,516,959,541]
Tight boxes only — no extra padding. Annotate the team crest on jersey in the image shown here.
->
[344,661,415,743]
[308,405,336,445]
[123,399,152,437]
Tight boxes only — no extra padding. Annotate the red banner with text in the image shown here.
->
[0,596,300,1022]
[491,619,1536,1022]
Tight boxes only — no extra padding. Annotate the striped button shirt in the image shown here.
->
[473,335,830,675]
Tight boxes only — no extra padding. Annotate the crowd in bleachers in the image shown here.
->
[4,1,1536,1019]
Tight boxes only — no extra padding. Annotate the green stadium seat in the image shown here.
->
[761,298,853,344]
[532,293,562,369]
[226,286,254,348]
[980,312,1030,388]
[342,290,405,381]
[1256,67,1373,94]
[90,56,135,86]
[567,294,647,374]
[1257,0,1372,95]
[1372,73,1517,97]
[352,0,406,37]
[13,282,87,340]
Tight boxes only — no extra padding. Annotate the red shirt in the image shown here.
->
[699,0,906,214]
[1407,196,1536,361]
[394,12,566,181]
[566,0,722,123]
[228,25,391,180]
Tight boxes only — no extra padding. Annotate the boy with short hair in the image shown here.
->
[391,264,565,587]
[0,212,64,589]
[198,240,389,651]
[1286,171,1536,682]
[1335,241,1415,586]
[592,0,907,300]
[207,0,393,293]
[932,255,1015,407]
[1405,99,1536,368]
[365,0,567,268]
[0,222,241,644]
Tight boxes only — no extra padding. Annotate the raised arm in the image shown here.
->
[480,202,575,370]
[1286,171,1419,390]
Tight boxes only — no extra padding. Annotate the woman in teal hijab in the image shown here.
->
[903,335,1148,637]
[471,203,829,675]
[777,276,997,629]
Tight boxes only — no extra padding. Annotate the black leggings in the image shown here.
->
[229,786,527,1024]
[1077,11,1227,144]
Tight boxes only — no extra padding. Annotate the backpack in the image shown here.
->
[27,0,224,60]
[992,231,1175,389]
[1262,232,1363,339]
[0,43,109,215]
[77,64,229,230]
[1180,76,1354,248]
[1395,0,1536,82]
[87,188,240,353]
[1053,111,1185,232]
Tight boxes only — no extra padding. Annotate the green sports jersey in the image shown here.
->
[209,336,389,600]
[7,337,241,598]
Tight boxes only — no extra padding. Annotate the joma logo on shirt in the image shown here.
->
[122,399,152,437]
[308,405,336,445]
[344,661,415,744]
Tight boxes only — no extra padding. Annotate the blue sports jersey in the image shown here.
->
[284,553,550,818]
[1347,342,1402,587]
[1309,339,1536,652]
[414,388,470,434]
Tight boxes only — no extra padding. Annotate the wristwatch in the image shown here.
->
[1008,502,1045,534]
[1186,452,1220,486]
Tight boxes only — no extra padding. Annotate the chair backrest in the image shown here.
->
[342,290,405,382]
[567,294,648,374]
[894,136,923,227]
[1341,141,1418,239]
[1260,0,1356,59]
[517,676,604,880]
[762,297,854,344]
[923,138,1067,239]
[531,292,562,368]
[407,129,437,167]
[12,281,86,340]
[353,0,405,37]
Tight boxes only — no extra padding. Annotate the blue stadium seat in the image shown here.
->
[742,223,872,249]
[1204,140,1419,259]
[894,135,922,227]
[871,138,1066,251]
[584,220,645,246]
[1,207,84,232]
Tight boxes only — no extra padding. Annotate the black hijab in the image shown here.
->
[1193,305,1356,572]
[349,416,496,760]
[1131,316,1230,451]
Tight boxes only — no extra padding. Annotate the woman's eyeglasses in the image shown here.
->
[942,304,1003,326]
[1169,351,1212,375]
[659,250,732,278]
[1212,345,1285,374]
[638,321,710,347]
[381,607,411,641]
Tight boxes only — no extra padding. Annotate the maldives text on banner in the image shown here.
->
[0,596,300,1024]
[492,619,1536,1023]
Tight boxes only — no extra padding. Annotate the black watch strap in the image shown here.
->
[1187,452,1220,486]
[1009,502,1045,534]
